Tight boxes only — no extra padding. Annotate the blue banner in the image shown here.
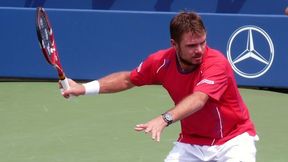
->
[0,8,287,88]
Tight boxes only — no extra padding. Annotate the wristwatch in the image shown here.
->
[161,112,173,126]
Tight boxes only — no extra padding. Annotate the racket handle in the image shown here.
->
[60,78,74,99]
[60,78,70,90]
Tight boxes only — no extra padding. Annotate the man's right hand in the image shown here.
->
[59,79,85,98]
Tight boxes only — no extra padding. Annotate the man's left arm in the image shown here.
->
[134,91,209,142]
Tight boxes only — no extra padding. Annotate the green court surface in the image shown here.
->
[0,82,287,162]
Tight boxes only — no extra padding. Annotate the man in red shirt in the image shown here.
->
[62,11,258,161]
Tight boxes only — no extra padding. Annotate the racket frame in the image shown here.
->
[36,7,70,90]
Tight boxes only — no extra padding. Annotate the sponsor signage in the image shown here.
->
[203,15,288,88]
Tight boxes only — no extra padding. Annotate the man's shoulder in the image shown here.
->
[205,47,229,65]
[206,47,226,59]
[202,47,232,72]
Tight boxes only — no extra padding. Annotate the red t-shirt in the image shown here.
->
[130,47,256,146]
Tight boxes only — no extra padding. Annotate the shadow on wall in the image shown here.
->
[95,0,244,12]
[216,0,247,13]
[25,0,46,7]
[92,0,115,10]
[22,0,287,14]
[24,0,175,11]
[22,0,250,13]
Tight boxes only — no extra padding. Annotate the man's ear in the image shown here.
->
[170,39,177,49]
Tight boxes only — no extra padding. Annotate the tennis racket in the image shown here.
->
[36,7,70,91]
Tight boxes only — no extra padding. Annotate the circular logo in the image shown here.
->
[226,25,274,78]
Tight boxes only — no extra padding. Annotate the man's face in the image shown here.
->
[171,32,207,66]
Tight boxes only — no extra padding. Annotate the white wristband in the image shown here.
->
[83,80,100,95]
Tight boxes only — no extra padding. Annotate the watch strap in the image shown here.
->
[161,112,173,126]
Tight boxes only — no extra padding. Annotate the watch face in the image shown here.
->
[162,112,173,126]
[165,113,173,121]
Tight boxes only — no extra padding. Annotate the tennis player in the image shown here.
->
[61,11,258,162]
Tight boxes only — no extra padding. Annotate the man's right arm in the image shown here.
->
[98,71,135,93]
[61,71,134,98]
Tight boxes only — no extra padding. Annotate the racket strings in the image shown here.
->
[39,14,53,57]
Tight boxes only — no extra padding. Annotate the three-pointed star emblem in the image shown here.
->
[227,25,274,78]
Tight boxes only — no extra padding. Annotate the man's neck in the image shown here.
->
[176,54,199,73]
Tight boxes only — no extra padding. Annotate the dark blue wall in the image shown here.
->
[0,8,288,88]
[0,0,288,14]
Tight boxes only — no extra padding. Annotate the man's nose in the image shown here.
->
[194,44,203,53]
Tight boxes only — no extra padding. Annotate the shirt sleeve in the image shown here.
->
[130,55,159,86]
[194,62,228,101]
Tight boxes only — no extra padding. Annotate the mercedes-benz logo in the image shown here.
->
[226,25,274,78]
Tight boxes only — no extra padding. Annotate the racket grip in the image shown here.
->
[60,78,74,99]
[60,78,70,90]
